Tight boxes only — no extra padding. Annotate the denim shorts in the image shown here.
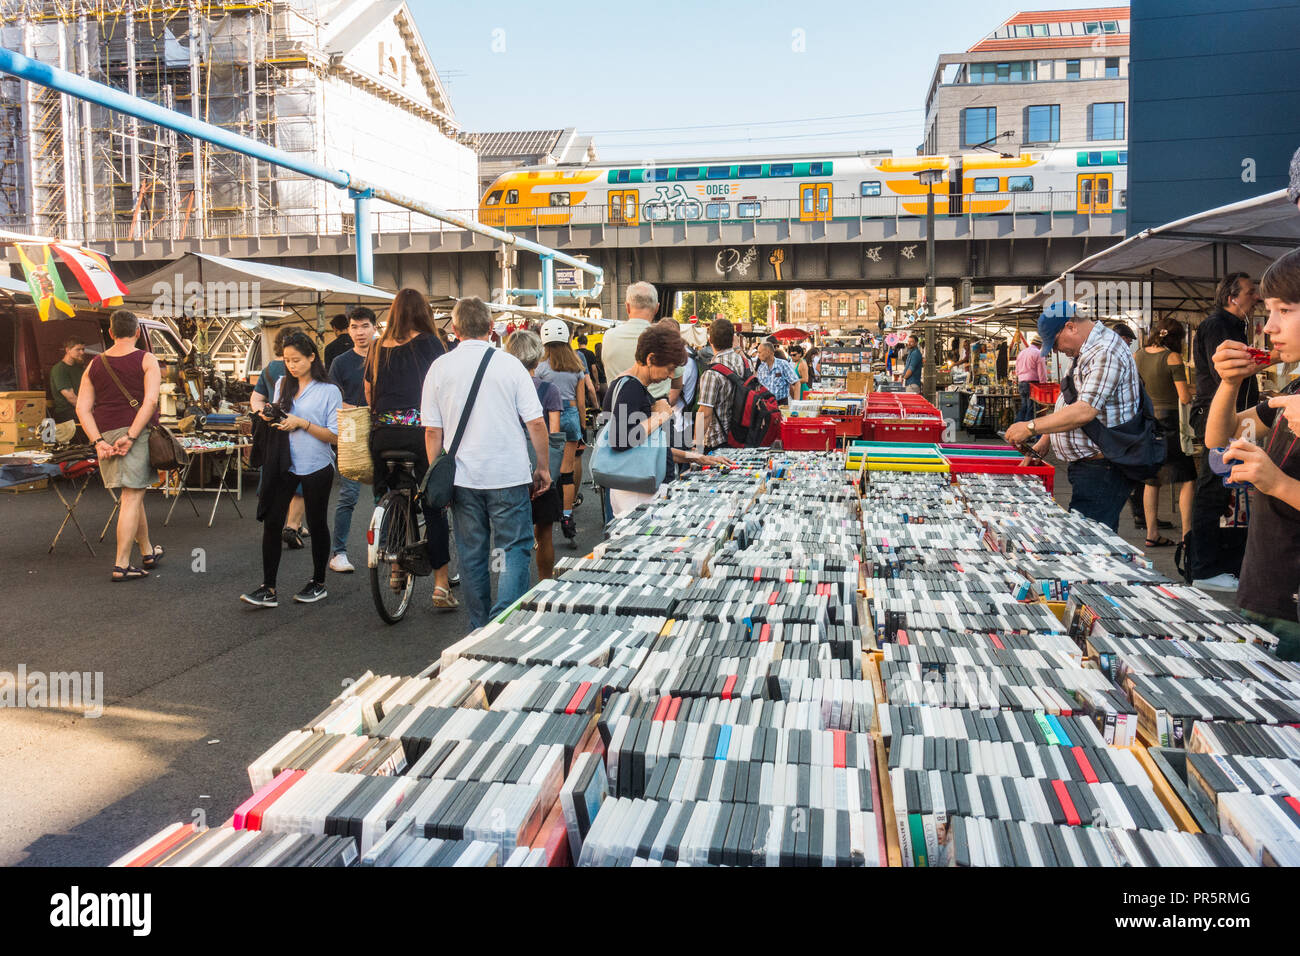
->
[560,404,583,442]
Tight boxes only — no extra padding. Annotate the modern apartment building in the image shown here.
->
[921,7,1130,156]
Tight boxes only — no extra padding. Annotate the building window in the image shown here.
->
[1013,24,1031,37]
[1031,23,1049,37]
[1088,102,1125,140]
[705,202,730,219]
[860,181,881,197]
[969,60,1035,83]
[549,192,570,207]
[1024,104,1060,143]
[819,300,830,318]
[857,298,868,316]
[838,299,848,317]
[1105,57,1120,78]
[1084,21,1102,34]
[1066,59,1080,80]
[962,107,997,147]
[1103,20,1119,33]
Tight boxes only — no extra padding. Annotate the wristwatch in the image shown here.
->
[1027,420,1037,436]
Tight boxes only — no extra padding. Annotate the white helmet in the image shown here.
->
[540,319,571,344]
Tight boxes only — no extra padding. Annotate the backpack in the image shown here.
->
[683,347,704,415]
[1062,362,1166,483]
[709,357,782,448]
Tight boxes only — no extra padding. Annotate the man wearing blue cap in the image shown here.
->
[1005,300,1144,531]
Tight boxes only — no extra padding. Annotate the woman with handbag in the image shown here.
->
[241,333,341,607]
[1136,316,1196,546]
[535,320,588,542]
[506,330,564,580]
[598,323,734,520]
[76,309,163,581]
[364,289,456,610]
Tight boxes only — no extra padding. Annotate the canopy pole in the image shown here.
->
[351,189,373,286]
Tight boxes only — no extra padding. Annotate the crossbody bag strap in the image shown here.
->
[95,353,140,408]
[446,349,494,459]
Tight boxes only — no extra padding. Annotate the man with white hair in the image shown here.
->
[600,281,659,386]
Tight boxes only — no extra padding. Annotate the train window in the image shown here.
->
[549,192,570,207]
[860,181,881,197]
[706,166,731,179]
[1088,151,1103,165]
[1118,150,1128,164]
[706,202,730,219]
[770,163,794,177]
[643,204,668,221]
[737,202,762,217]
[646,168,669,182]
[738,165,762,178]
[678,202,700,220]
[676,167,700,180]
[972,177,1000,193]
[485,190,502,206]
[505,190,519,204]
[613,170,631,183]
[1007,176,1033,192]
[809,162,827,176]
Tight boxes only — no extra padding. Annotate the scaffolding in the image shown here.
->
[0,0,331,241]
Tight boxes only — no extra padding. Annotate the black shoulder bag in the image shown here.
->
[420,349,494,509]
[1061,360,1166,482]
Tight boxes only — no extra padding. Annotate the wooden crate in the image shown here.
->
[872,734,902,867]
[1128,744,1203,834]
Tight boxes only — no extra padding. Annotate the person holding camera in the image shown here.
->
[241,332,341,608]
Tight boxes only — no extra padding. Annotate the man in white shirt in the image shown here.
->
[423,297,552,629]
[601,281,658,385]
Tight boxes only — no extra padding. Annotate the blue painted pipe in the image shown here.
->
[351,189,374,286]
[0,45,605,300]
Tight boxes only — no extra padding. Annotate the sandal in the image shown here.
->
[1144,535,1176,548]
[111,565,149,582]
[141,545,165,570]
[431,586,459,610]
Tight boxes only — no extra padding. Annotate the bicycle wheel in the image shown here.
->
[369,490,417,624]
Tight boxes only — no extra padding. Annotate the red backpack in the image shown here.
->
[709,358,782,448]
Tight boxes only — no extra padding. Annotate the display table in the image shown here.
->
[163,439,249,528]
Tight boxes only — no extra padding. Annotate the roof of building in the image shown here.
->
[969,6,1130,53]
[465,128,596,164]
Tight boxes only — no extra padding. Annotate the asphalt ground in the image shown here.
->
[0,443,1190,867]
[0,470,606,866]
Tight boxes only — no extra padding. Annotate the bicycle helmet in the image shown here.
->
[540,319,571,344]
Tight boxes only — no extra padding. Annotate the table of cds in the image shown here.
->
[116,451,1300,868]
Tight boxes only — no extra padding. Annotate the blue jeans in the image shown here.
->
[1067,459,1132,533]
[332,475,360,556]
[1015,382,1036,423]
[559,404,583,442]
[452,484,534,629]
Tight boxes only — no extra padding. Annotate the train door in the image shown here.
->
[1076,173,1113,214]
[608,189,639,226]
[799,182,832,222]
[948,160,963,216]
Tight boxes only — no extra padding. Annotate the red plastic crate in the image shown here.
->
[1030,382,1060,404]
[865,419,946,443]
[947,458,1055,493]
[780,418,839,451]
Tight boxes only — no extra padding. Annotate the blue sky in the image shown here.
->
[411,0,1127,160]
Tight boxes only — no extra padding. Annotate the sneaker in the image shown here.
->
[1193,574,1239,592]
[560,514,577,540]
[293,580,328,603]
[329,553,355,573]
[240,585,278,608]
[281,526,303,549]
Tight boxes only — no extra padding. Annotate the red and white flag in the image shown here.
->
[51,244,129,306]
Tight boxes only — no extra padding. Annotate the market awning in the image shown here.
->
[1027,189,1300,307]
[122,252,394,314]
[0,274,31,296]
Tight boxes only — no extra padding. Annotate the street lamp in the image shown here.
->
[914,167,945,400]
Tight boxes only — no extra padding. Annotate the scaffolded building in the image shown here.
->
[0,0,478,243]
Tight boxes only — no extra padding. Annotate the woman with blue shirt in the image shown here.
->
[242,332,342,608]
